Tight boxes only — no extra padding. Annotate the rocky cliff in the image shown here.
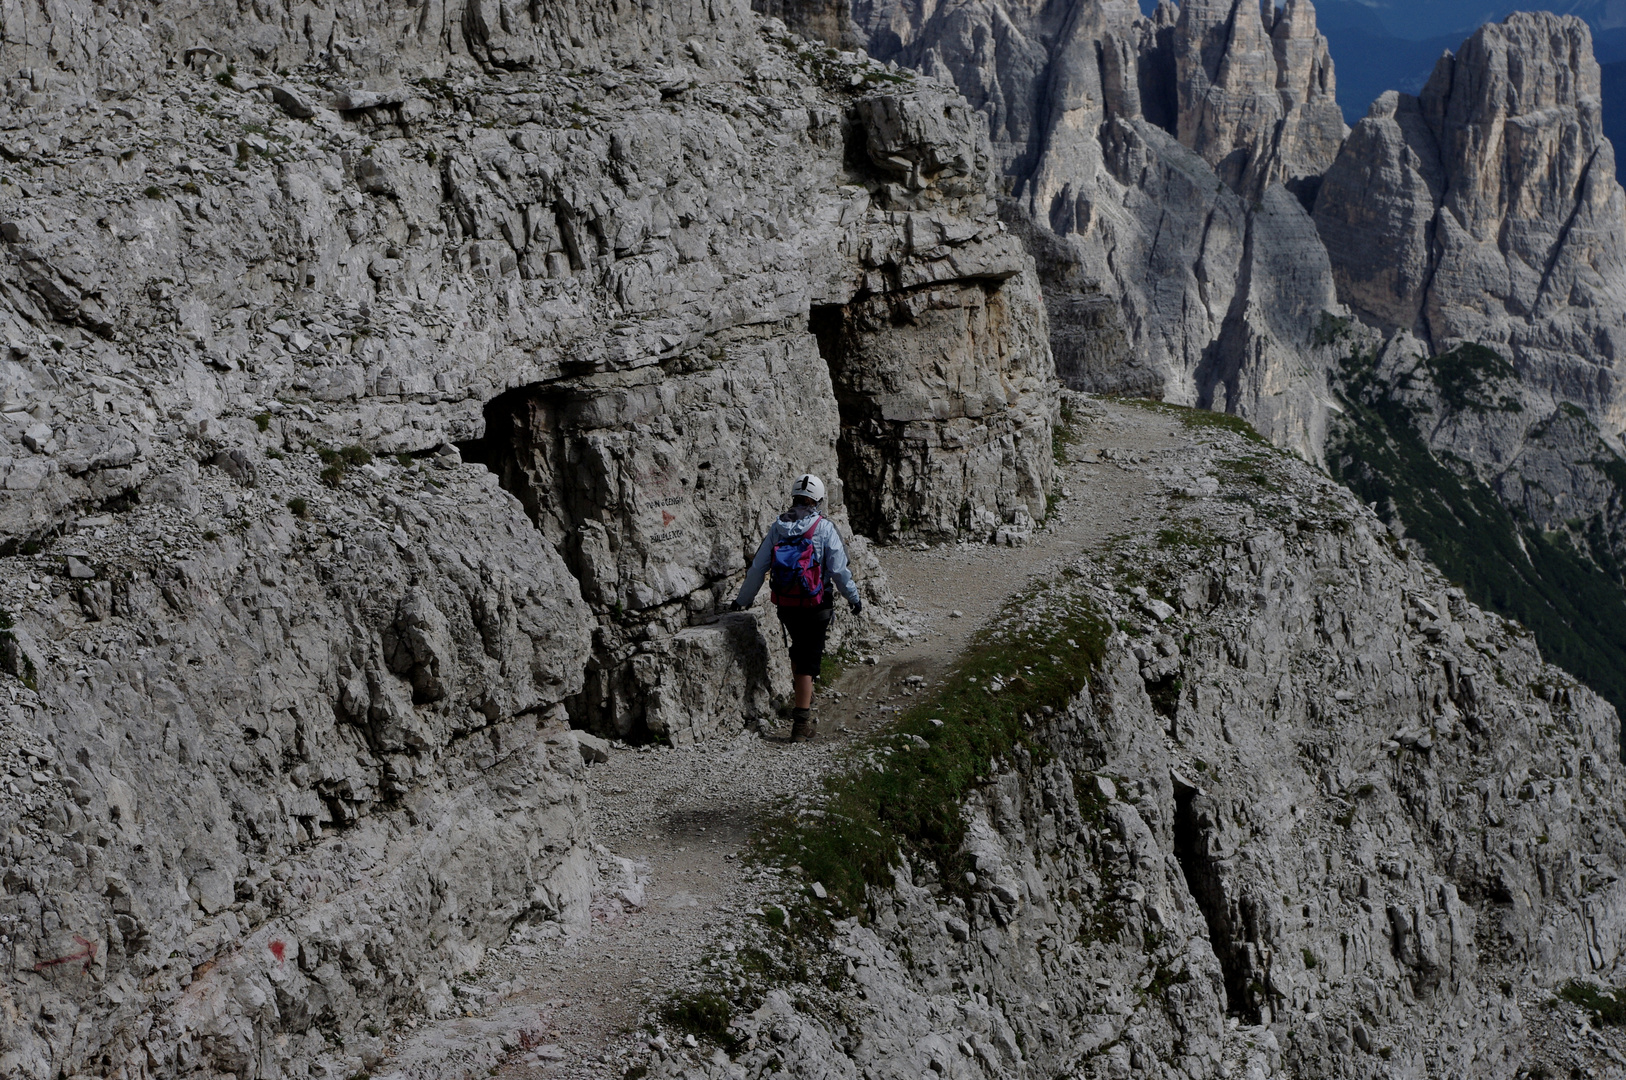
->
[778,0,1353,463]
[0,0,1059,1074]
[640,399,1626,1080]
[787,0,1626,719]
[1312,14,1626,719]
[6,0,1626,1078]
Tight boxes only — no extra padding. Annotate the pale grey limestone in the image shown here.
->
[1314,13,1626,552]
[0,0,1053,1075]
[647,407,1623,1080]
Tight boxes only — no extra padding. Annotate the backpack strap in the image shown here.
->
[800,515,821,540]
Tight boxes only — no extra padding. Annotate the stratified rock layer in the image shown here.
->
[0,0,1054,1075]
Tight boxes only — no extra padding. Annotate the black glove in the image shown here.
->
[848,597,863,616]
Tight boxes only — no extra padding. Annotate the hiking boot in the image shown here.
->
[790,708,816,742]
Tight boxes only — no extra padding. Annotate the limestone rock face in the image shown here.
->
[0,0,1052,1075]
[830,0,1349,459]
[1174,0,1344,197]
[1311,91,1445,333]
[1313,13,1626,581]
[0,467,597,1080]
[1315,14,1626,424]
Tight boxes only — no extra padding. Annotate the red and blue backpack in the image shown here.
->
[770,516,826,607]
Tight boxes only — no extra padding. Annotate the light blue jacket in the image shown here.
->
[735,505,861,608]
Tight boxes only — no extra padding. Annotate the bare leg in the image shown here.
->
[794,674,814,710]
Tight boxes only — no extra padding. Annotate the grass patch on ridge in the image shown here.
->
[1558,980,1626,1026]
[1116,397,1270,446]
[760,581,1112,914]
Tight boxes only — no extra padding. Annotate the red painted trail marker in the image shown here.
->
[34,935,98,974]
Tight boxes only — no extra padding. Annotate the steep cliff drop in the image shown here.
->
[1313,15,1626,721]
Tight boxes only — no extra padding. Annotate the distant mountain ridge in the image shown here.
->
[1139,0,1626,123]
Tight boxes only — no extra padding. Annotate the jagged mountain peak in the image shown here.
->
[1173,0,1345,194]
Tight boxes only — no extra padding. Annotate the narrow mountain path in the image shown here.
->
[374,399,1204,1080]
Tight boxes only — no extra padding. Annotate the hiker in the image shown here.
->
[730,473,862,742]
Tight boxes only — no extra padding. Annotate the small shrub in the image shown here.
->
[313,445,372,487]
[254,412,272,432]
[143,185,163,199]
[1052,396,1081,464]
[288,497,308,518]
[1301,948,1318,969]
[661,991,738,1048]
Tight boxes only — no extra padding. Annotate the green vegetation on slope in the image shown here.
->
[1559,980,1626,1026]
[761,581,1112,914]
[1328,345,1626,722]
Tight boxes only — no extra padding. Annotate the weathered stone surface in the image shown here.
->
[1313,12,1626,569]
[1315,13,1626,409]
[645,402,1625,1080]
[820,0,1350,460]
[1311,90,1445,333]
[644,613,785,745]
[0,0,1054,1073]
[1174,0,1344,198]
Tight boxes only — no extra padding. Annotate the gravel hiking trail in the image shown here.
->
[375,398,1193,1080]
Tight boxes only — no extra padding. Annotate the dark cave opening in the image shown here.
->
[1173,781,1260,1022]
[455,384,569,537]
[458,386,646,737]
[809,302,887,538]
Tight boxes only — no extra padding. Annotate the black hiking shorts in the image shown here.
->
[776,605,834,677]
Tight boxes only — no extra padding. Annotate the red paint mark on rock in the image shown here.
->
[661,510,676,527]
[269,940,287,963]
[34,935,98,974]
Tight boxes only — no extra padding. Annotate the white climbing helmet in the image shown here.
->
[791,473,826,503]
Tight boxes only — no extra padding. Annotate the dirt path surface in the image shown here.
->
[374,399,1203,1080]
